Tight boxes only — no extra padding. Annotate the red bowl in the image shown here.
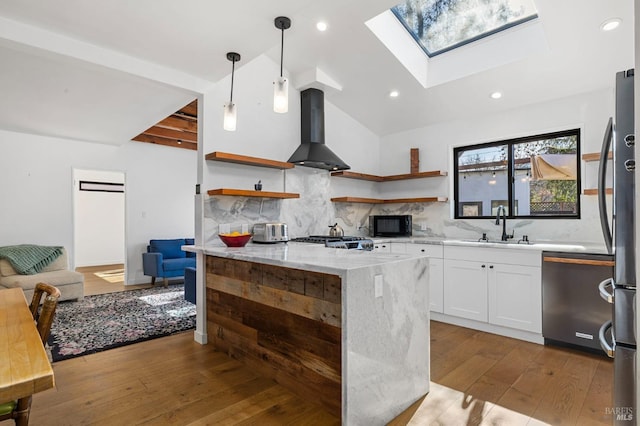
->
[218,233,252,247]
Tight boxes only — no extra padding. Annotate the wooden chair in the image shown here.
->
[28,283,62,343]
[0,283,60,425]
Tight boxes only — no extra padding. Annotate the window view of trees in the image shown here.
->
[454,129,580,219]
[391,0,537,56]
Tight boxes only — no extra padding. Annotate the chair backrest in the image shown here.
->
[148,239,187,259]
[29,282,61,344]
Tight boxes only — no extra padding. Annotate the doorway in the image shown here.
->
[72,169,126,293]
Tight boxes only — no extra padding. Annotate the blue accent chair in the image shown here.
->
[184,266,196,304]
[142,238,196,286]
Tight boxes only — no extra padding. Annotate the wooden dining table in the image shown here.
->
[0,287,55,425]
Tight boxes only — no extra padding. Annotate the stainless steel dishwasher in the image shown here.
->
[542,251,614,352]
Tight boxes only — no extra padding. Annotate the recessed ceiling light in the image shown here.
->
[490,91,502,99]
[601,18,621,31]
[316,21,327,32]
[389,90,399,98]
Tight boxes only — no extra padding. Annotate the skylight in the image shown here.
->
[391,0,538,57]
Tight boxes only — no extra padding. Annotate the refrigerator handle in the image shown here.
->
[598,117,614,254]
[598,320,615,358]
[597,277,614,303]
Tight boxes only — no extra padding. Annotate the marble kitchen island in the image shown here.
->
[187,242,430,425]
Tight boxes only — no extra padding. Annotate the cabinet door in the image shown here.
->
[443,259,488,321]
[429,258,444,313]
[488,264,541,333]
[390,243,406,253]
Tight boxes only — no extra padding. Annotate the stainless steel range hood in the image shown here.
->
[287,88,350,171]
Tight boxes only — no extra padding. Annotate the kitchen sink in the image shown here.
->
[459,239,526,244]
[445,239,603,253]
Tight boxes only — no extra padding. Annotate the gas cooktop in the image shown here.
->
[291,235,373,251]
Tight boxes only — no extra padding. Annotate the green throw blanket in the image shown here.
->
[0,244,63,275]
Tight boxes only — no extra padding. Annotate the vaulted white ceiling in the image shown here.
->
[0,0,634,144]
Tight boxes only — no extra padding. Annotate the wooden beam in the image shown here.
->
[132,134,197,150]
[411,148,419,174]
[179,100,197,118]
[141,126,197,143]
[155,115,198,132]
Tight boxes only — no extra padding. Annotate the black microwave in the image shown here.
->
[369,215,412,237]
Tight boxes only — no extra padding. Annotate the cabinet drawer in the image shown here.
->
[405,243,443,258]
[444,246,540,267]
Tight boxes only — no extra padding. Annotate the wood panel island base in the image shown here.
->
[198,244,430,425]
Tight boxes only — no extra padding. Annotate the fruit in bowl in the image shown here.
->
[218,231,252,247]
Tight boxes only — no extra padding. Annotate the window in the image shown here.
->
[391,0,538,57]
[454,129,580,219]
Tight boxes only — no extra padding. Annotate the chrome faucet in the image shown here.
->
[495,205,513,241]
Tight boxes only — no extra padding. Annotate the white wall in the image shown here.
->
[73,168,125,267]
[202,55,380,188]
[0,129,196,284]
[376,88,614,243]
[201,55,382,240]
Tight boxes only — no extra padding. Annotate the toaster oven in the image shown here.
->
[252,222,289,243]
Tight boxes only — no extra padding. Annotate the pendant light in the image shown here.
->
[273,16,291,114]
[223,52,241,131]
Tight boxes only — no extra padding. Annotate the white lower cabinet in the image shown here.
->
[488,263,541,333]
[443,245,542,334]
[391,242,444,313]
[443,259,488,321]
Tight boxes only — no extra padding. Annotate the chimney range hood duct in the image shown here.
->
[287,88,350,171]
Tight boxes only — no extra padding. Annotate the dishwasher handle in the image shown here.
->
[598,320,615,358]
[598,278,614,304]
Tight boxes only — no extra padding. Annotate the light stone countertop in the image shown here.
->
[183,242,427,275]
[370,237,609,254]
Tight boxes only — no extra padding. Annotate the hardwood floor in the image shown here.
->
[77,264,156,296]
[389,321,613,425]
[30,266,612,425]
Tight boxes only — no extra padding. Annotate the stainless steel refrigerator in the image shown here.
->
[598,68,637,425]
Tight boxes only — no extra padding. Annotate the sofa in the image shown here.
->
[142,238,195,286]
[0,247,84,302]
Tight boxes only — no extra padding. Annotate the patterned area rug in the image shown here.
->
[47,284,195,362]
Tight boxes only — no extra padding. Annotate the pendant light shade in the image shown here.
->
[274,16,291,114]
[223,103,237,131]
[274,76,288,113]
[224,52,241,131]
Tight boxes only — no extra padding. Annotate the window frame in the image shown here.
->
[390,4,538,58]
[453,129,581,220]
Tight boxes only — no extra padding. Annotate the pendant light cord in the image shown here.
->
[230,58,236,103]
[279,27,284,78]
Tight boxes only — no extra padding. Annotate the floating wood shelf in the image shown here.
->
[207,189,300,199]
[582,152,613,162]
[330,171,384,182]
[584,188,613,196]
[205,151,294,169]
[331,170,447,182]
[331,196,447,204]
[330,197,385,204]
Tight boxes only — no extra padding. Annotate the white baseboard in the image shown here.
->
[431,312,544,345]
